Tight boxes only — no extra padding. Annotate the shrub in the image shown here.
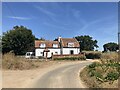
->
[89,70,95,77]
[88,63,96,68]
[94,72,103,79]
[54,55,86,60]
[105,72,119,81]
[83,51,102,59]
[88,62,100,68]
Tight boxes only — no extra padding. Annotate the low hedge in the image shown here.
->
[53,55,86,60]
[83,51,102,59]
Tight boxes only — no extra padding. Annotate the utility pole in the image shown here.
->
[118,32,120,62]
[118,32,120,50]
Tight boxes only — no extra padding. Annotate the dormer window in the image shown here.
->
[40,43,46,48]
[68,43,74,47]
[53,44,58,48]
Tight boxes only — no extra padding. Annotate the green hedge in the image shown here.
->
[53,56,86,60]
[83,51,102,59]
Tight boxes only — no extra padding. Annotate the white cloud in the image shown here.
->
[7,16,31,20]
[34,5,60,23]
[34,5,56,16]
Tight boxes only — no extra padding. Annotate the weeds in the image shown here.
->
[80,52,119,88]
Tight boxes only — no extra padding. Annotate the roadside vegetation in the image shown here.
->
[83,51,102,59]
[3,52,86,70]
[2,52,60,70]
[2,52,40,70]
[80,52,119,88]
[53,55,86,60]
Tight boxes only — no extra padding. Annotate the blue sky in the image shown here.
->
[2,2,118,51]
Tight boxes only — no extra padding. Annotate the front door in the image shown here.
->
[70,50,74,54]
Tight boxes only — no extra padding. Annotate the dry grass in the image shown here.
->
[101,52,118,61]
[2,52,60,70]
[2,52,80,70]
[2,52,41,70]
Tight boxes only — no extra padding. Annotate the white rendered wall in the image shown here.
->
[47,49,60,57]
[35,48,80,58]
[63,48,80,54]
[35,48,60,57]
[35,48,44,57]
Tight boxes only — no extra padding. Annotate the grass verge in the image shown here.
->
[80,52,119,88]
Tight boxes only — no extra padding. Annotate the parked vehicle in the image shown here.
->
[25,52,35,59]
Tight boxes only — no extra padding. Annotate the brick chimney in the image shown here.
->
[58,36,62,43]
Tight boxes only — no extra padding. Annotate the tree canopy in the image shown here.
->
[103,42,118,52]
[2,26,35,55]
[75,35,98,51]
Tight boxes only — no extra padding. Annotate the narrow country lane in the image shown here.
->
[32,61,92,88]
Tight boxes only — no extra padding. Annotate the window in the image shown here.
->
[68,43,74,47]
[40,52,43,54]
[55,52,58,54]
[40,43,46,48]
[53,44,58,48]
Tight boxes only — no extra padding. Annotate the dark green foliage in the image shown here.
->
[75,35,98,51]
[88,62,97,68]
[103,42,118,52]
[89,71,95,77]
[2,26,35,55]
[105,72,119,81]
[84,51,102,59]
[94,72,103,79]
[106,62,120,67]
[86,53,101,59]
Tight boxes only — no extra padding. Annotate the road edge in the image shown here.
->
[78,66,88,88]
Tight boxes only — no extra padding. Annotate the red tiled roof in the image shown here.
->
[35,40,60,48]
[61,38,80,47]
[35,38,80,48]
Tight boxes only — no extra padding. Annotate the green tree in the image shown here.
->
[75,35,98,51]
[103,42,118,52]
[2,26,35,55]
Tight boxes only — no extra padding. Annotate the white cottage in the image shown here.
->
[35,37,80,58]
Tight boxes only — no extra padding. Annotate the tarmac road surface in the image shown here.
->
[32,61,92,88]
